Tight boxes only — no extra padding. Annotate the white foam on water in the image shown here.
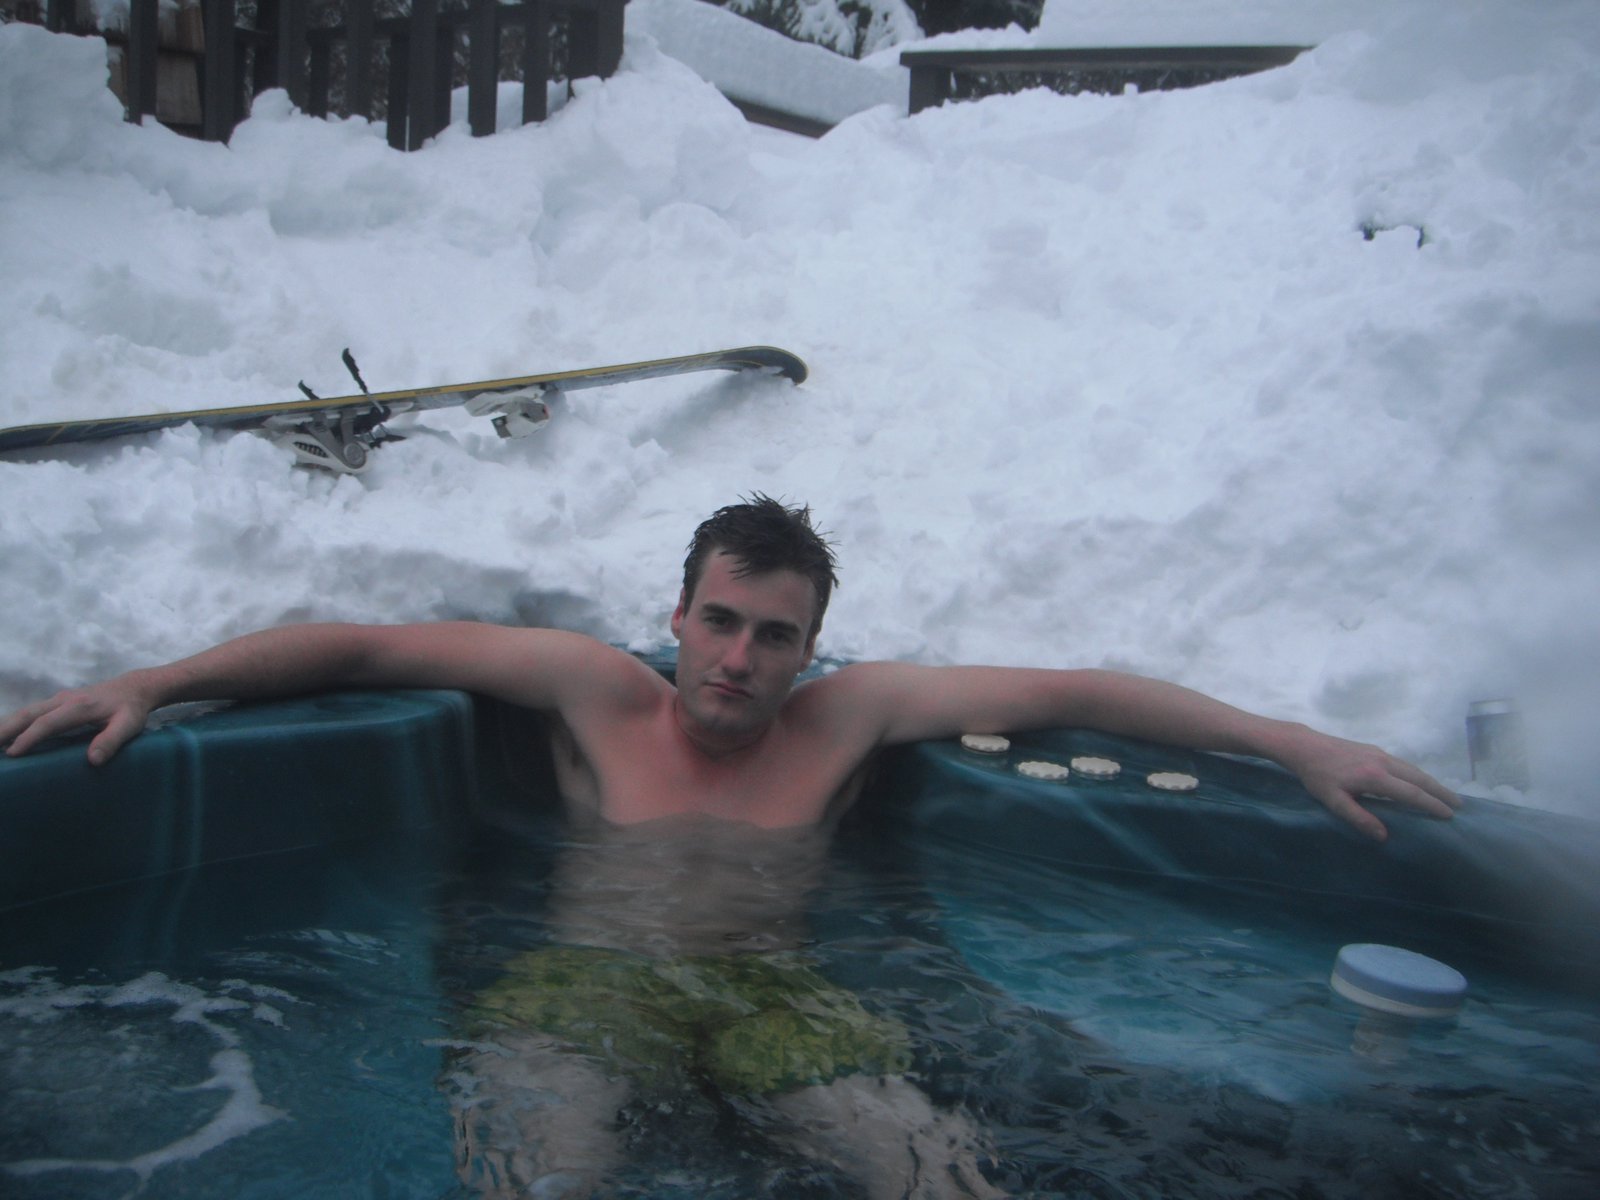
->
[0,969,287,1194]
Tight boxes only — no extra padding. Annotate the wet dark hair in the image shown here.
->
[682,495,839,638]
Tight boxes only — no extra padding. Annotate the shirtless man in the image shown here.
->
[0,496,1459,1196]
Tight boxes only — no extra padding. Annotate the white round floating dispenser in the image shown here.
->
[960,733,1010,755]
[1330,944,1467,1020]
[1147,771,1198,793]
[1069,755,1121,780]
[1016,759,1071,782]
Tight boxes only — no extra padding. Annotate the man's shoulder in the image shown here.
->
[417,624,669,715]
[802,660,919,694]
[557,635,673,707]
[787,660,916,723]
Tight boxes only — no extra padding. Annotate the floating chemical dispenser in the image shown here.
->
[1331,943,1467,1064]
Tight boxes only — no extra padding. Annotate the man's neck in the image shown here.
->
[671,694,773,760]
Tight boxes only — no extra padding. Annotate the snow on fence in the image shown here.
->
[29,0,624,150]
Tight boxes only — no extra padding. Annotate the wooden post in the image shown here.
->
[346,0,375,120]
[595,0,624,77]
[468,0,500,137]
[434,18,454,136]
[46,0,77,34]
[308,32,331,117]
[568,0,623,80]
[388,31,410,150]
[202,0,239,141]
[905,61,952,115]
[405,0,440,150]
[522,0,550,124]
[253,0,280,99]
[126,0,161,123]
[275,0,308,109]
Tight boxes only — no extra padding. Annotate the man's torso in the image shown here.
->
[544,667,875,830]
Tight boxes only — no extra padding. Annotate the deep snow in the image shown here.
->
[1,0,1597,814]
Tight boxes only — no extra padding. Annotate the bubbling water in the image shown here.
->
[0,967,286,1197]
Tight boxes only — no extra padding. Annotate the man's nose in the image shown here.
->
[722,632,754,675]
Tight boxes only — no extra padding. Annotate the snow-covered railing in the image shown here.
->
[301,0,625,149]
[32,0,625,150]
[900,44,1309,114]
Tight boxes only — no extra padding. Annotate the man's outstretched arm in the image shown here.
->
[821,662,1460,842]
[0,622,644,766]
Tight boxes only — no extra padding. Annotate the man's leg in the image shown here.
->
[769,1073,1006,1200]
[446,1031,631,1199]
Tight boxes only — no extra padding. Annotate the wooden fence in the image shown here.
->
[34,0,624,150]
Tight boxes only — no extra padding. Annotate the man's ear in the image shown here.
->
[670,589,687,639]
[799,628,818,671]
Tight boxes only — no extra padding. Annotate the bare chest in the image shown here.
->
[547,711,867,829]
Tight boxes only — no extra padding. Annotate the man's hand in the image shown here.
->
[0,675,160,766]
[1266,724,1462,842]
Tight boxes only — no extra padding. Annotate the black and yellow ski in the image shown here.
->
[0,346,807,475]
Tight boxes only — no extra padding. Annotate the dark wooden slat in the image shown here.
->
[434,18,454,137]
[567,0,624,80]
[276,0,308,109]
[405,0,440,150]
[46,0,77,33]
[722,96,832,139]
[901,45,1310,114]
[346,0,375,119]
[587,0,625,78]
[202,0,238,141]
[899,46,1309,70]
[468,0,500,137]
[388,31,410,150]
[522,0,550,124]
[126,0,160,122]
[253,0,280,98]
[308,33,331,118]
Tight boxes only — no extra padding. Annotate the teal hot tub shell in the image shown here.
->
[872,727,1600,998]
[0,690,480,916]
[3,683,1599,1198]
[4,688,1599,986]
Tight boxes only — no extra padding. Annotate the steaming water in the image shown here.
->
[2,818,1596,1199]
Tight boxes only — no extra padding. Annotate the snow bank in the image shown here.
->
[2,3,1597,814]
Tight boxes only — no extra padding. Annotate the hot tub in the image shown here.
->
[3,682,1596,1197]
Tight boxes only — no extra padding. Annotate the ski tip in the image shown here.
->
[781,354,808,385]
[743,346,808,385]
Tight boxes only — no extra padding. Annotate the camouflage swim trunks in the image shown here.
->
[470,945,913,1096]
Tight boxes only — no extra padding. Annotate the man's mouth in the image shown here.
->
[705,680,751,700]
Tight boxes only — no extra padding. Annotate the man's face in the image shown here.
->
[670,551,818,750]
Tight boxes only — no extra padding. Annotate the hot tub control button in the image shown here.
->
[1069,756,1121,779]
[1016,759,1071,781]
[960,733,1011,755]
[1146,771,1199,792]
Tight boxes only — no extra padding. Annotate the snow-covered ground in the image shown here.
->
[1,0,1597,815]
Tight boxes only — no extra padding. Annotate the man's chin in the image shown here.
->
[685,694,770,738]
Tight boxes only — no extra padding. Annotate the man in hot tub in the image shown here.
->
[1,495,1458,1198]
